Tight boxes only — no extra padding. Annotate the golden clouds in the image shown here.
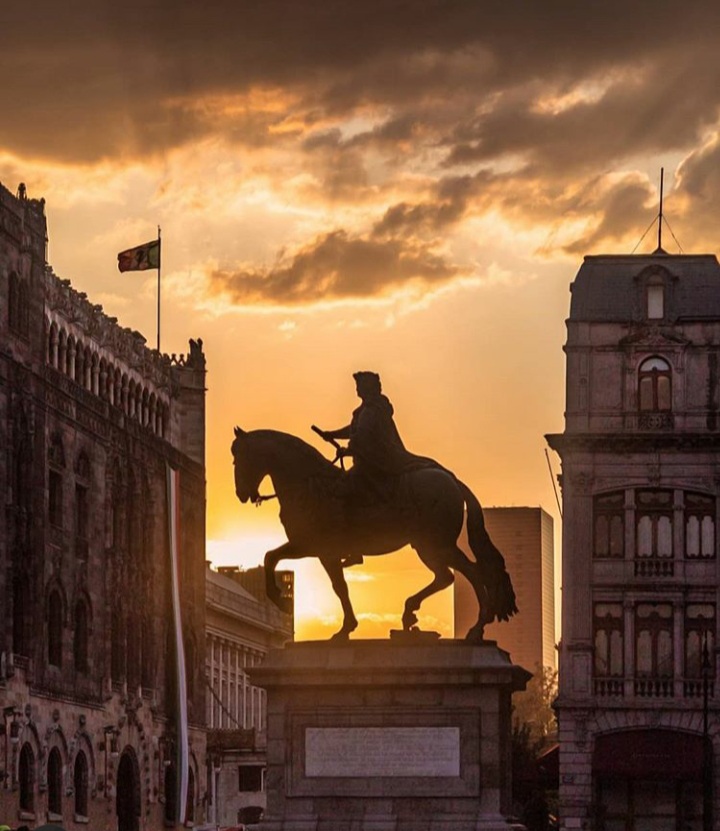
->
[208,229,464,305]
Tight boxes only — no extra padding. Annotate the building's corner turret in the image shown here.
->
[170,338,207,467]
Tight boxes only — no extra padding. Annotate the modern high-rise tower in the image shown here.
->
[455,506,555,672]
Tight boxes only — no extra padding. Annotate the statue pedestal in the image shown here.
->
[249,639,531,831]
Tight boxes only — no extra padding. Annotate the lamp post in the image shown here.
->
[702,633,712,831]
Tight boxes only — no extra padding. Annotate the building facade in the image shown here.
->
[205,565,293,827]
[454,507,555,673]
[0,183,208,830]
[548,251,720,830]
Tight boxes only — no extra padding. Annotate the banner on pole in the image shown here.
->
[118,239,160,272]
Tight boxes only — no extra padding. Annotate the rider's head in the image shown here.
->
[353,371,381,399]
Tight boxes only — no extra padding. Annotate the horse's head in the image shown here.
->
[231,427,264,505]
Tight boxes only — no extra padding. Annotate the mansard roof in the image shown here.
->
[569,252,720,322]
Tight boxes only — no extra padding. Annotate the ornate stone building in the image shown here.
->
[205,565,293,828]
[548,251,720,830]
[0,182,207,830]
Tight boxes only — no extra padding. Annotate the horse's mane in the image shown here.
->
[249,429,340,477]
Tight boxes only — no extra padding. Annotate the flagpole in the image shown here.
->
[157,226,162,352]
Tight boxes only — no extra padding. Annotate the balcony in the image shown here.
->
[634,678,674,698]
[683,678,715,698]
[594,678,624,697]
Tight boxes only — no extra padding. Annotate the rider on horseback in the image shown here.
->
[316,371,436,565]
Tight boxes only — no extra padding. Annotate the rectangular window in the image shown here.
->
[49,470,63,528]
[594,603,624,677]
[647,284,664,319]
[685,604,715,679]
[594,492,625,558]
[635,603,673,678]
[685,493,716,559]
[635,492,675,576]
[238,765,264,792]
[75,484,88,540]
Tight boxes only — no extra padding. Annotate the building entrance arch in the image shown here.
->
[593,729,706,830]
[116,748,141,831]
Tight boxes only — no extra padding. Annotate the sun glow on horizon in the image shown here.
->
[207,536,455,641]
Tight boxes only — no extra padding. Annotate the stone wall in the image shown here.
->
[0,181,208,830]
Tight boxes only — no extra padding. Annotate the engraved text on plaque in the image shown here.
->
[305,726,461,778]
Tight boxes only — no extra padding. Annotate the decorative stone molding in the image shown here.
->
[569,471,594,494]
[646,461,662,484]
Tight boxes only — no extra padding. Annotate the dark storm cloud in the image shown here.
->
[5,0,720,163]
[442,49,720,174]
[8,0,720,302]
[208,230,462,305]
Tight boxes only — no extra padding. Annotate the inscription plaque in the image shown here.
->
[305,726,460,778]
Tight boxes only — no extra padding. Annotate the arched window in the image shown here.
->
[58,329,67,373]
[186,766,195,823]
[48,434,65,529]
[685,492,716,559]
[639,357,672,412]
[66,336,76,379]
[47,746,63,816]
[48,590,63,668]
[74,600,89,673]
[75,344,85,389]
[48,322,59,366]
[74,751,89,817]
[19,742,35,811]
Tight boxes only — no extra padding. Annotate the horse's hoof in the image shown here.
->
[330,631,350,642]
[465,625,486,644]
[402,610,418,630]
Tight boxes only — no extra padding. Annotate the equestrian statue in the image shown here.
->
[231,371,517,642]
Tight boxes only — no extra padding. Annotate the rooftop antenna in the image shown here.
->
[634,167,683,254]
[656,167,665,253]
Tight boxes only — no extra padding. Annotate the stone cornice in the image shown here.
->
[546,432,720,454]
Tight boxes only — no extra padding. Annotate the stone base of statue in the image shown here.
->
[248,637,531,831]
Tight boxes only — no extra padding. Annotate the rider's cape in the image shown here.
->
[348,394,438,480]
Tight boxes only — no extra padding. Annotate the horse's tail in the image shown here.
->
[458,480,518,623]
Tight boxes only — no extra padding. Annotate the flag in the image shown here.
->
[117,238,160,272]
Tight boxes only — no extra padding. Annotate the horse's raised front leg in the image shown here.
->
[402,552,454,631]
[320,557,358,641]
[264,542,300,613]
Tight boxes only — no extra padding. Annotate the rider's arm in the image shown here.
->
[321,424,351,441]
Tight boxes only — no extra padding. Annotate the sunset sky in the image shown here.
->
[6,1,720,640]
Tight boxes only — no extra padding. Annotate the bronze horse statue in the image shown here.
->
[231,427,517,641]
